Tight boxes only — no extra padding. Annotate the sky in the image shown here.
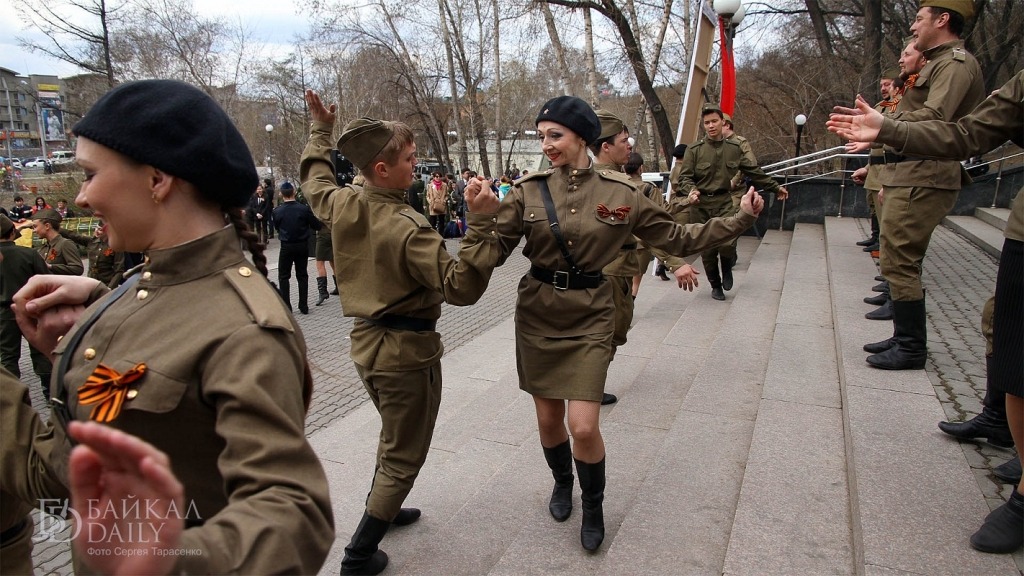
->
[0,0,310,77]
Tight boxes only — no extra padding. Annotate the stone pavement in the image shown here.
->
[17,223,1022,574]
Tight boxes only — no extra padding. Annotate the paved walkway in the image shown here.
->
[18,224,1022,574]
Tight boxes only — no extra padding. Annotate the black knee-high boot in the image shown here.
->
[332,275,340,295]
[316,276,330,306]
[542,441,574,522]
[340,512,390,576]
[575,457,606,551]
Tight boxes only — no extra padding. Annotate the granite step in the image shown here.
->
[942,214,1004,260]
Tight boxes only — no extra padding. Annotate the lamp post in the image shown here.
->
[794,113,807,161]
[265,123,274,185]
[713,0,745,46]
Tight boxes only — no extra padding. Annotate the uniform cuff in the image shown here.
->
[465,212,498,240]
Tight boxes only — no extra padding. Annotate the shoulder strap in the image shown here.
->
[51,273,141,430]
[536,178,579,272]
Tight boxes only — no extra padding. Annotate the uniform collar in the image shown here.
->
[922,39,964,60]
[593,161,622,173]
[555,162,595,183]
[141,225,247,286]
[361,182,407,203]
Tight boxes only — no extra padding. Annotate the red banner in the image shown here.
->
[719,17,736,116]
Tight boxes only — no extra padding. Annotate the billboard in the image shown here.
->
[41,108,66,142]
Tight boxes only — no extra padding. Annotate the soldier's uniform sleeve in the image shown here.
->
[730,138,757,190]
[0,370,70,508]
[632,191,756,258]
[400,209,500,307]
[878,71,1024,159]
[299,120,347,226]
[677,145,699,195]
[171,321,333,575]
[891,50,982,123]
[734,142,782,195]
[49,238,84,276]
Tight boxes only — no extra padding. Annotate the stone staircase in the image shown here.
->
[310,221,1020,575]
[943,206,1011,259]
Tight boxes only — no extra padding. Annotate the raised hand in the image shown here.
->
[305,90,337,126]
[464,176,500,214]
[740,187,764,217]
[827,96,883,142]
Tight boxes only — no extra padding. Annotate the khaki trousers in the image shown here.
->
[879,185,958,301]
[692,193,738,280]
[356,361,442,521]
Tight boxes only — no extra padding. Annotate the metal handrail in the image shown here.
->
[762,146,846,171]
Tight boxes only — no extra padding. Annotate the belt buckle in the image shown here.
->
[553,270,570,290]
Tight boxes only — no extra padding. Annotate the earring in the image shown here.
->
[152,193,160,204]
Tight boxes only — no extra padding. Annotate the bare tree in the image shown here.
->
[15,0,122,86]
[538,1,573,95]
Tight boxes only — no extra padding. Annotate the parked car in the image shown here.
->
[6,158,23,169]
[24,157,47,168]
[51,150,75,164]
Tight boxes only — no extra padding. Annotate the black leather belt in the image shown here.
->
[0,519,28,545]
[701,189,730,197]
[621,243,637,250]
[362,314,437,332]
[530,266,603,290]
[875,152,929,164]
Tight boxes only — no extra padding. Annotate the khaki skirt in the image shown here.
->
[515,330,613,402]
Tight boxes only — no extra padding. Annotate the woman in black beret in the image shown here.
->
[8,79,333,574]
[473,95,763,551]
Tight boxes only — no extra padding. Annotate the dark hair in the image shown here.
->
[701,109,724,120]
[226,209,268,277]
[624,152,644,175]
[587,134,617,156]
[14,196,23,202]
[928,7,965,36]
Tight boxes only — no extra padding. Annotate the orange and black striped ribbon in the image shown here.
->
[77,363,147,422]
[596,204,631,220]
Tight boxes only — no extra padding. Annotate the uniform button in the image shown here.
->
[142,271,152,281]
[84,348,96,360]
[238,266,252,277]
[490,231,496,236]
[137,290,149,301]
[56,335,63,343]
[529,213,535,218]
[568,240,574,246]
[572,170,578,175]
[571,209,577,214]
[126,389,139,400]
[491,217,497,223]
[611,217,616,221]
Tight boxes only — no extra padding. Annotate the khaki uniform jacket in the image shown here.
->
[7,226,334,574]
[1,240,48,302]
[596,162,641,277]
[495,164,754,337]
[300,120,499,371]
[628,173,686,271]
[675,136,782,205]
[877,40,984,190]
[878,70,1024,241]
[39,234,83,276]
[728,134,757,193]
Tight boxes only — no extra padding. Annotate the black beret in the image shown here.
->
[72,80,258,208]
[672,144,688,158]
[535,96,601,144]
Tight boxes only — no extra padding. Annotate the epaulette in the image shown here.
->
[596,169,636,188]
[513,170,552,186]
[728,134,749,144]
[223,266,295,331]
[951,47,966,62]
[398,207,431,228]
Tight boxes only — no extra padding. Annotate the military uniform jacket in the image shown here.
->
[496,164,754,337]
[863,98,897,191]
[39,234,83,276]
[595,162,641,277]
[1,240,48,303]
[878,40,984,190]
[87,236,123,286]
[628,173,686,270]
[676,136,782,203]
[728,134,757,193]
[878,70,1024,241]
[17,226,334,574]
[300,120,499,371]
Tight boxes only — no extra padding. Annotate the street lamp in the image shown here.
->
[265,123,274,184]
[794,113,807,159]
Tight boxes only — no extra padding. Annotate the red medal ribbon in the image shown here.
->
[596,204,631,220]
[77,362,147,422]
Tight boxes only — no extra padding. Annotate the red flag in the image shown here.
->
[719,17,736,116]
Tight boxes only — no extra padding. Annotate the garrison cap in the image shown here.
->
[882,68,900,79]
[32,208,62,224]
[594,109,626,140]
[73,79,258,208]
[0,214,13,238]
[722,112,734,127]
[701,103,724,117]
[536,96,601,144]
[337,118,394,170]
[920,0,975,19]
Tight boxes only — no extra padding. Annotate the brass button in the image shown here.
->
[137,290,149,301]
[142,271,152,281]
[529,213,535,218]
[84,348,96,360]
[571,209,577,214]
[491,217,497,223]
[126,389,139,400]
[611,217,616,221]
[572,170,578,175]
[490,231,496,236]
[238,266,252,277]
[568,240,573,246]
[56,335,63,343]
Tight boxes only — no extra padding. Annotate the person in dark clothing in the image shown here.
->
[247,184,274,243]
[272,181,321,314]
[9,196,33,222]
[0,214,52,400]
[406,178,425,215]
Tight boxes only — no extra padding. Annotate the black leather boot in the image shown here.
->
[970,489,1024,554]
[575,457,606,551]
[857,217,879,246]
[391,508,421,526]
[278,280,291,311]
[938,408,1013,448]
[316,276,330,306]
[863,337,896,354]
[867,299,927,370]
[874,275,885,282]
[994,456,1022,485]
[332,275,340,295]
[542,441,574,522]
[601,393,618,405]
[721,254,735,291]
[340,512,390,575]
[865,299,893,320]
[871,281,889,293]
[864,292,888,306]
